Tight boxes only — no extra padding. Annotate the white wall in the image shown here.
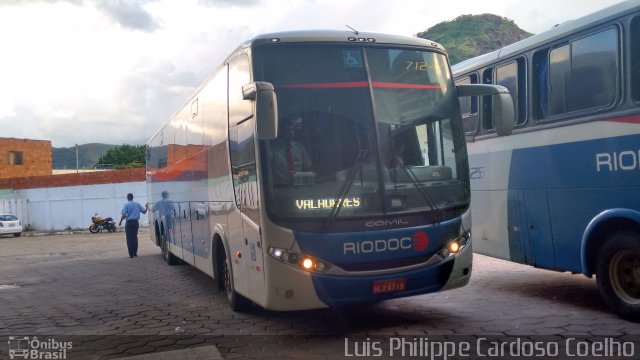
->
[0,181,147,231]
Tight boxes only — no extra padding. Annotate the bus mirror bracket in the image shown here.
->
[243,82,279,140]
[456,84,514,136]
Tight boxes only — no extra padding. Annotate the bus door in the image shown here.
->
[507,190,555,268]
[240,174,264,302]
[230,117,265,300]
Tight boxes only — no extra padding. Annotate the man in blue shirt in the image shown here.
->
[119,193,148,258]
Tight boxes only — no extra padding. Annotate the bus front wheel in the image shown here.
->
[596,231,640,322]
[221,251,250,312]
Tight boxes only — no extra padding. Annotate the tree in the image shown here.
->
[96,144,146,169]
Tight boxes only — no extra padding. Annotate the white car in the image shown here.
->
[0,214,22,237]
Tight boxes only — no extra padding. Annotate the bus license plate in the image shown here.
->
[372,278,407,294]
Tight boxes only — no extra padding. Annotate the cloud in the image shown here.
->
[95,0,161,32]
[0,0,82,5]
[198,0,262,8]
[0,0,161,32]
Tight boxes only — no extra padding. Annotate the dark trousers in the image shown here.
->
[125,220,139,257]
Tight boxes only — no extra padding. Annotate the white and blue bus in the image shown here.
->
[453,0,640,320]
[146,30,512,311]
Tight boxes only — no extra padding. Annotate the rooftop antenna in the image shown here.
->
[346,25,358,35]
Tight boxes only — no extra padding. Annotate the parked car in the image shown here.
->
[0,214,22,237]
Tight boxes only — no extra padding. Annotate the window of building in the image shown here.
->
[8,151,23,165]
[632,17,640,102]
[545,27,619,118]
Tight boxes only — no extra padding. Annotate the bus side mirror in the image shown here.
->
[243,82,279,140]
[456,84,514,136]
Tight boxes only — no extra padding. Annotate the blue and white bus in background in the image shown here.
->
[146,30,512,311]
[453,0,640,320]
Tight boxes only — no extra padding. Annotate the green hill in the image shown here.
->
[416,14,532,65]
[52,143,116,169]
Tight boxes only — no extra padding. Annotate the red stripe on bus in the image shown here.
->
[371,82,442,90]
[277,82,443,90]
[608,114,640,124]
[279,82,368,89]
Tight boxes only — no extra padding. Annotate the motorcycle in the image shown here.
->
[89,212,116,233]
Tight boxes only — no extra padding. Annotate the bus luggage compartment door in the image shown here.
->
[507,190,555,268]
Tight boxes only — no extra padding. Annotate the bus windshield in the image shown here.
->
[254,44,469,222]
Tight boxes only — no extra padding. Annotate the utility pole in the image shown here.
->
[75,144,79,173]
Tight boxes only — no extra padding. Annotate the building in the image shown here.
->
[0,138,52,179]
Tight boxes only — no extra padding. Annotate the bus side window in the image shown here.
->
[495,58,526,126]
[533,50,549,119]
[631,16,640,102]
[546,28,618,118]
[568,28,618,111]
[481,68,494,131]
[455,74,479,134]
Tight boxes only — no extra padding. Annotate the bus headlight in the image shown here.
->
[269,247,331,273]
[436,231,471,258]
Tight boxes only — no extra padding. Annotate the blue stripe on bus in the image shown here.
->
[295,218,461,266]
[508,133,639,190]
[507,134,640,272]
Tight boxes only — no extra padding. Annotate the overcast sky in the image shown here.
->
[0,0,624,147]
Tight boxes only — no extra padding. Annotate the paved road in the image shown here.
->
[1,231,639,359]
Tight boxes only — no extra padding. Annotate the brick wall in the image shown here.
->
[0,168,146,190]
[0,138,52,179]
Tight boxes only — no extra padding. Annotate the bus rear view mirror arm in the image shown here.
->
[456,84,514,136]
[243,82,279,140]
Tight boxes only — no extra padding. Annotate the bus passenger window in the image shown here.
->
[569,28,617,111]
[481,68,494,131]
[496,60,526,126]
[547,28,618,117]
[533,50,549,119]
[632,17,640,102]
[455,74,479,134]
[548,45,570,116]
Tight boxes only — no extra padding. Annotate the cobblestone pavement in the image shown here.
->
[1,231,639,359]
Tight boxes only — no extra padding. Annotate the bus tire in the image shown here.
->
[596,231,640,322]
[221,250,250,312]
[162,236,178,266]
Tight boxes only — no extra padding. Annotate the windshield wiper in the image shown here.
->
[323,149,368,231]
[387,125,444,222]
[395,161,445,222]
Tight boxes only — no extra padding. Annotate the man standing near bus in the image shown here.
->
[119,193,148,258]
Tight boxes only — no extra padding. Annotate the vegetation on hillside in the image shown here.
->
[97,144,146,169]
[416,14,532,65]
[52,143,115,169]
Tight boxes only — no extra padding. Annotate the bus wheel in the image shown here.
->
[596,231,640,321]
[162,236,178,266]
[221,251,250,312]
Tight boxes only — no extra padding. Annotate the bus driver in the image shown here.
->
[270,117,313,185]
